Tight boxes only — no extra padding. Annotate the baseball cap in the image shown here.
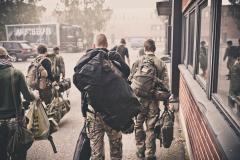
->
[0,46,14,60]
[0,47,8,56]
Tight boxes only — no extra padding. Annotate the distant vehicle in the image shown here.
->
[5,23,84,53]
[130,37,146,49]
[0,41,37,62]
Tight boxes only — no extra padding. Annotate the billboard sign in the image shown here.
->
[6,24,57,46]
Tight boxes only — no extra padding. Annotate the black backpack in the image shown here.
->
[73,49,141,131]
[154,105,174,148]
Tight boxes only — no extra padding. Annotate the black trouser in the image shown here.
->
[39,86,53,105]
[0,121,27,160]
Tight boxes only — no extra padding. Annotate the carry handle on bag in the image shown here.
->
[7,68,34,156]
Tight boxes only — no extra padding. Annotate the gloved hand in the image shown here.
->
[32,90,40,100]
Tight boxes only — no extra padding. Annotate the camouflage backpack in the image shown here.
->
[131,56,158,99]
[26,56,49,90]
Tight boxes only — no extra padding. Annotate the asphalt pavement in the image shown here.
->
[12,49,187,160]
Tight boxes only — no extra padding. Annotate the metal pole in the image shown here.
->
[170,0,182,98]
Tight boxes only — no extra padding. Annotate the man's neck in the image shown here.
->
[145,51,154,55]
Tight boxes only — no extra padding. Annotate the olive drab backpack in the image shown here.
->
[26,56,49,90]
[131,56,158,99]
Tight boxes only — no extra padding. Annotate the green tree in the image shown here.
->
[0,0,45,40]
[55,0,112,48]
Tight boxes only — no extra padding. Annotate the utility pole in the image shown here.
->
[170,0,182,99]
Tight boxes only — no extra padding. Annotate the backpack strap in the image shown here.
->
[116,45,119,53]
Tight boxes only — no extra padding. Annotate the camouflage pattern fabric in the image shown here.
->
[135,98,159,159]
[229,61,240,96]
[227,57,236,71]
[86,110,122,160]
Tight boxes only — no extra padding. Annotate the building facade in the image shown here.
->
[158,0,240,159]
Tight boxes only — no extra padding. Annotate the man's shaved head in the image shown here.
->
[95,33,108,48]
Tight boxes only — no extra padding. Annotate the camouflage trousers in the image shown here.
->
[227,57,236,72]
[86,108,122,160]
[135,99,159,159]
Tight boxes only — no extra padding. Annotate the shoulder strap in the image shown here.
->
[52,56,57,72]
[10,68,22,123]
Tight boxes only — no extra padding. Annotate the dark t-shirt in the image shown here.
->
[111,45,129,62]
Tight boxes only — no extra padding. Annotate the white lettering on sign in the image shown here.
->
[14,27,52,36]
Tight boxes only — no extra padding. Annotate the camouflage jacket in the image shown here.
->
[47,54,65,78]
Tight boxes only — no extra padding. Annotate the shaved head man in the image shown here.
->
[75,33,135,160]
[94,33,108,48]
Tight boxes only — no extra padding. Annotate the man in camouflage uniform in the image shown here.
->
[130,39,169,160]
[83,34,128,160]
[0,47,39,160]
[223,41,237,79]
[47,47,65,82]
[33,45,54,105]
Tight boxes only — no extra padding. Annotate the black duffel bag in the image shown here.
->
[154,105,175,148]
[73,49,141,131]
[58,78,71,93]
[73,123,91,160]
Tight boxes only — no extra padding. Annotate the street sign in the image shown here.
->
[156,1,172,16]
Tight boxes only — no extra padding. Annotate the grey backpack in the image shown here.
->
[131,56,157,99]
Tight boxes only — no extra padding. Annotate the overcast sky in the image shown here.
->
[38,0,158,22]
[38,0,158,11]
[105,0,158,9]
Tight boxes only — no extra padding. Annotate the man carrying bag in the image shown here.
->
[73,34,140,160]
[0,47,39,160]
